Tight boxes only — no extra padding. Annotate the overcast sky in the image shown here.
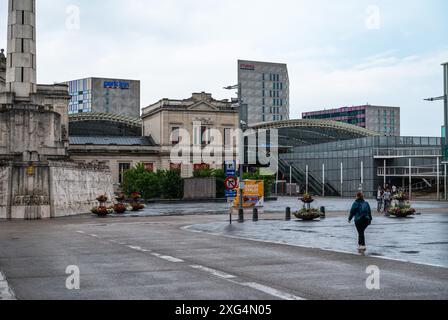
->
[1,0,447,136]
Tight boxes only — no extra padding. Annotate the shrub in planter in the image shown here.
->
[94,206,109,217]
[114,203,127,214]
[96,195,108,203]
[130,192,142,200]
[115,193,126,202]
[300,193,314,204]
[294,208,321,221]
[131,203,145,211]
[388,206,416,218]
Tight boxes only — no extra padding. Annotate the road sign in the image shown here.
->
[225,190,237,198]
[225,161,237,177]
[225,177,238,191]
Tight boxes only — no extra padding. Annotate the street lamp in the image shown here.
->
[224,84,245,214]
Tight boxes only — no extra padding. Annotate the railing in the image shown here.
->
[373,148,441,158]
[378,165,439,177]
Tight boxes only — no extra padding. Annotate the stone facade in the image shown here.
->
[141,92,239,177]
[0,49,5,91]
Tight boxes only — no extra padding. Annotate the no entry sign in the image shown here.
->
[224,177,238,191]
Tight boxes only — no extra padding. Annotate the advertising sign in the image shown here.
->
[233,180,264,208]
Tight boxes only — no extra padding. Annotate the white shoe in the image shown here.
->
[359,246,367,251]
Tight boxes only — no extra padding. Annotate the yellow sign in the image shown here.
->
[234,180,264,208]
[26,166,34,176]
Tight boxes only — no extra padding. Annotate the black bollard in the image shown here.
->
[320,206,326,219]
[253,208,259,222]
[286,207,291,221]
[238,209,245,223]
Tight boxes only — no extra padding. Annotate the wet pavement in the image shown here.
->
[186,213,448,268]
[114,197,448,217]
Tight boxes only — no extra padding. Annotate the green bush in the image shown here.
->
[213,169,226,198]
[122,165,183,200]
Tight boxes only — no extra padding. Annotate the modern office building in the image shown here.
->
[303,105,401,136]
[65,77,140,118]
[238,60,290,125]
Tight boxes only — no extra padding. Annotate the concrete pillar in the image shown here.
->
[305,165,309,194]
[437,157,440,201]
[322,163,325,197]
[445,163,447,201]
[383,159,387,188]
[6,0,37,98]
[409,158,412,200]
[340,162,343,198]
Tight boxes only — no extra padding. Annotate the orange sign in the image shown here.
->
[234,180,264,208]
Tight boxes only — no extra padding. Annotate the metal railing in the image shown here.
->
[378,165,439,177]
[373,148,441,158]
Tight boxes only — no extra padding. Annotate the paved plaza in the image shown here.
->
[0,200,447,300]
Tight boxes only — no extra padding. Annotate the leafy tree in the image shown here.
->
[159,169,184,199]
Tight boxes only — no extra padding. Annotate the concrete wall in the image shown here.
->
[0,161,114,220]
[0,166,10,219]
[50,163,114,217]
[183,177,216,200]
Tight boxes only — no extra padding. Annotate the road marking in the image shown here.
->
[240,282,305,300]
[190,265,236,279]
[76,231,85,234]
[0,271,16,300]
[151,253,184,263]
[89,234,98,238]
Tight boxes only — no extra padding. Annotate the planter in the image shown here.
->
[388,207,416,218]
[92,207,109,217]
[294,209,321,221]
[114,204,127,214]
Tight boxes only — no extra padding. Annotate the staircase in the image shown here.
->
[279,160,340,197]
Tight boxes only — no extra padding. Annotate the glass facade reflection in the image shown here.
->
[280,136,442,197]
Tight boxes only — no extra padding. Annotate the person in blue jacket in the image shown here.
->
[349,192,373,251]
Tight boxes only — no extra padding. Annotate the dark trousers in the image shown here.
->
[355,220,370,246]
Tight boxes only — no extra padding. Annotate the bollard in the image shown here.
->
[320,206,326,219]
[238,209,245,223]
[286,207,291,221]
[253,208,259,222]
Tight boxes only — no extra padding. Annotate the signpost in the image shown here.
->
[225,161,238,224]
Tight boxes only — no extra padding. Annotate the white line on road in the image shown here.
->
[190,265,236,279]
[151,253,184,263]
[0,271,16,301]
[89,234,99,238]
[240,282,305,301]
[76,231,85,234]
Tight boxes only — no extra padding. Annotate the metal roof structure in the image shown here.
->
[69,112,142,137]
[69,112,141,126]
[250,119,379,147]
[69,136,157,146]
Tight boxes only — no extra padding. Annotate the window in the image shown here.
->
[171,127,180,145]
[201,126,210,145]
[143,163,154,172]
[119,163,131,184]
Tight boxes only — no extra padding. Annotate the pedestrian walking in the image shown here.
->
[376,186,384,213]
[349,192,373,251]
[383,189,392,213]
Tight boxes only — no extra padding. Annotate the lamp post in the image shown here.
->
[224,84,245,213]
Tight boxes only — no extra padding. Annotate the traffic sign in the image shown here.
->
[225,161,237,177]
[225,190,237,198]
[224,177,238,190]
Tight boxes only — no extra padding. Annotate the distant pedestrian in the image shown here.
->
[392,185,397,195]
[376,186,384,212]
[349,192,373,251]
[383,189,392,212]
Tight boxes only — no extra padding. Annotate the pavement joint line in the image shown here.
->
[181,226,448,270]
[0,271,17,301]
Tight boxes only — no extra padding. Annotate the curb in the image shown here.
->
[0,271,17,300]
